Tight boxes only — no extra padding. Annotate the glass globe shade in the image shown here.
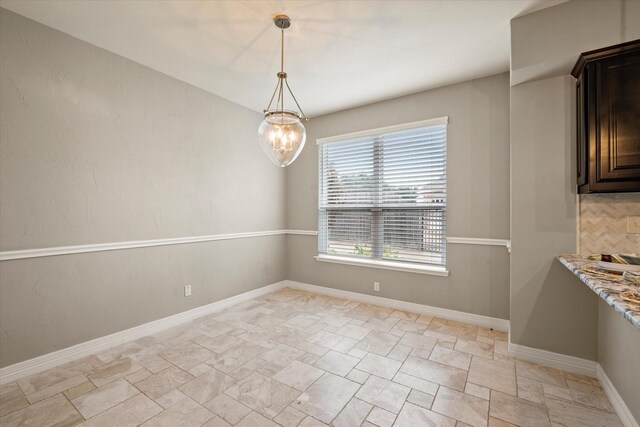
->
[258,111,306,167]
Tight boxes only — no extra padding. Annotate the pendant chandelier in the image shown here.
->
[258,15,308,167]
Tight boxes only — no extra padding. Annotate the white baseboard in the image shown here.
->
[508,343,639,426]
[284,280,510,331]
[0,281,288,384]
[597,363,639,427]
[507,342,597,376]
[3,277,636,427]
[0,279,511,384]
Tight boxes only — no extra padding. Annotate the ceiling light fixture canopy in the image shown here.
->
[258,14,308,167]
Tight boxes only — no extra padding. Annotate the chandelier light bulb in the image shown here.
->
[258,111,306,167]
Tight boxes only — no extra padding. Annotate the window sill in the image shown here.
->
[313,254,449,277]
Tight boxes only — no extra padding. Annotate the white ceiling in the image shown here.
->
[1,0,565,117]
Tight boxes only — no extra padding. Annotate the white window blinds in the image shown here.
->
[318,118,447,266]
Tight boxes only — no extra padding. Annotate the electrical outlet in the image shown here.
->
[184,285,192,297]
[374,282,380,292]
[628,216,640,234]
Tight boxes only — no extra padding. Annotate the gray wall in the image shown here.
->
[509,75,598,359]
[510,0,640,86]
[0,9,286,367]
[598,300,640,422]
[509,0,640,359]
[509,0,640,415]
[286,73,511,320]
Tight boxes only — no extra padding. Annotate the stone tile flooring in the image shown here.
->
[0,288,623,426]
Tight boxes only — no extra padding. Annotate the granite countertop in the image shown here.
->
[558,254,640,329]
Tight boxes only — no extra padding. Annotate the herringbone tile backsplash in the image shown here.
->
[579,193,640,255]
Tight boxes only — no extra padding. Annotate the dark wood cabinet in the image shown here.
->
[571,40,640,193]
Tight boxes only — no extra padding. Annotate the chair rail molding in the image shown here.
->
[0,230,318,261]
[289,231,511,249]
[0,230,510,261]
[446,237,511,251]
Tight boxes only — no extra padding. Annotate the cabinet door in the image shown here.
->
[591,50,640,191]
[576,74,587,188]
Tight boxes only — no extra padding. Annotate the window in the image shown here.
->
[317,117,447,273]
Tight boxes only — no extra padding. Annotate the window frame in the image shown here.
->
[316,117,449,276]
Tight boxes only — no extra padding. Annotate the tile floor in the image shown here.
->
[0,288,623,427]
